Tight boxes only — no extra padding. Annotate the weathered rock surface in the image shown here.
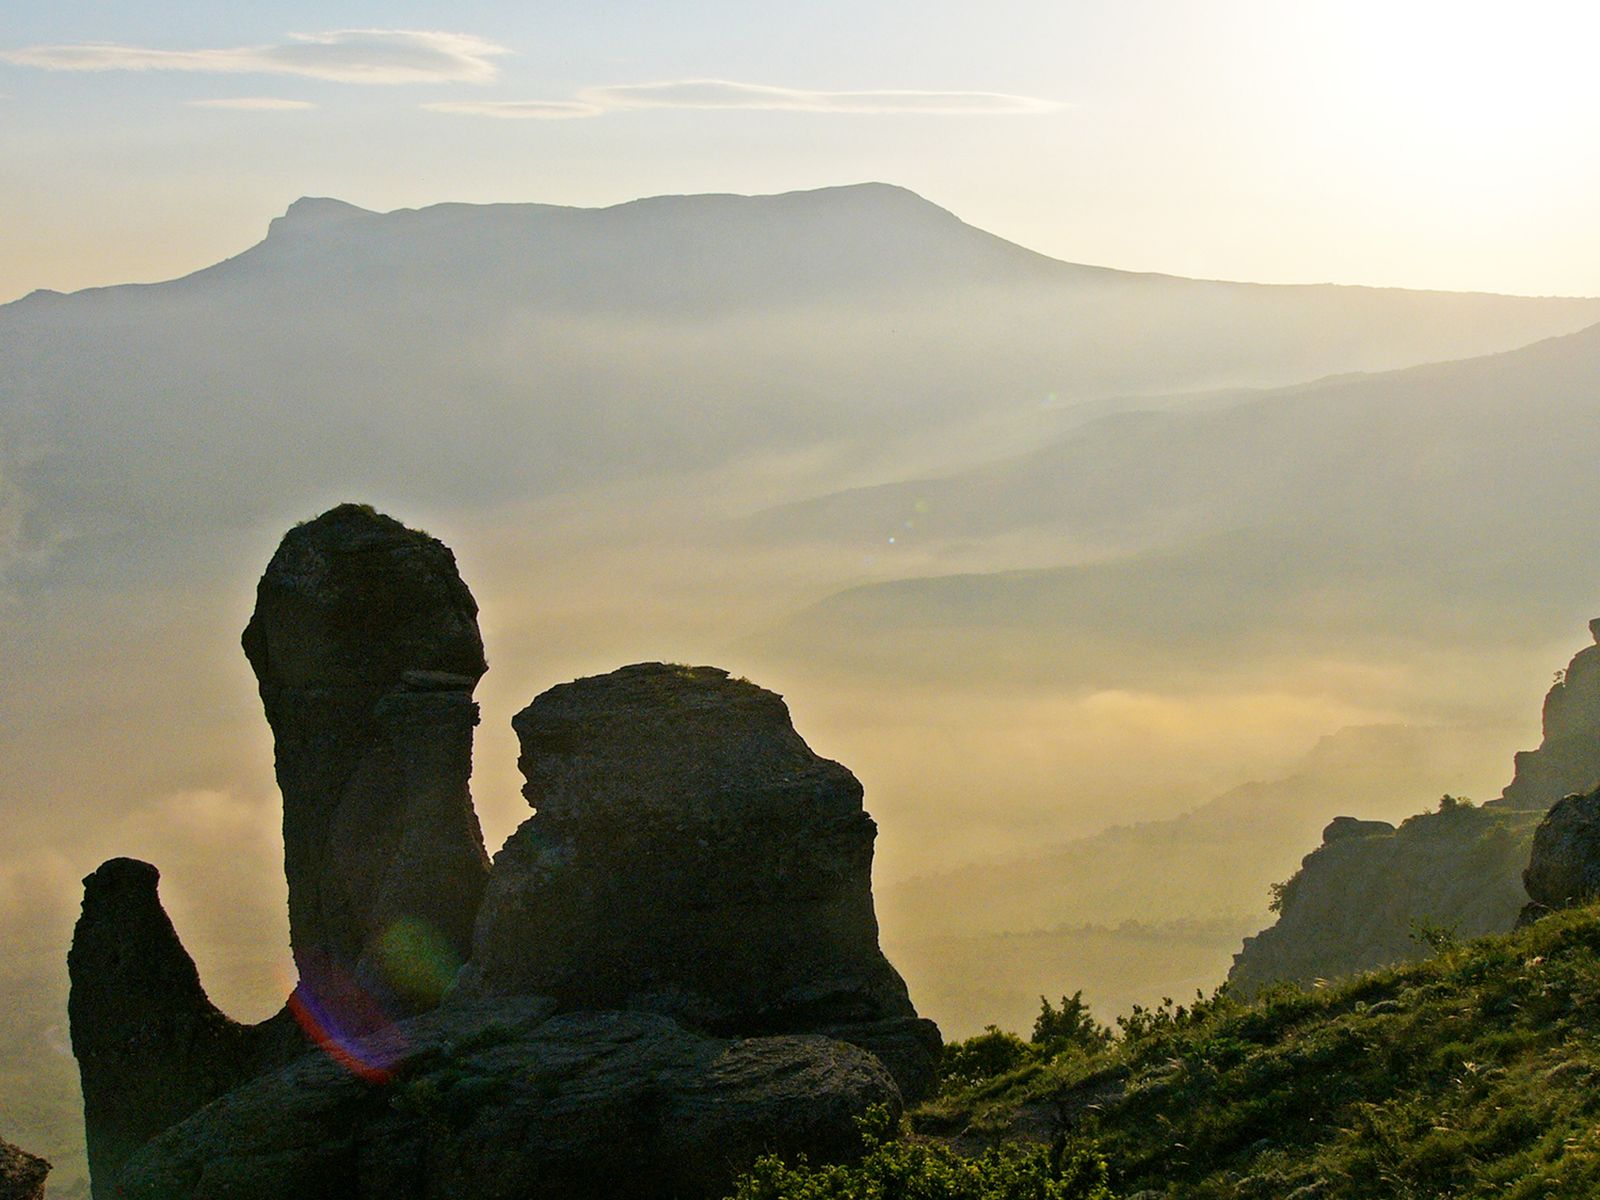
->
[67,859,306,1195]
[116,999,900,1200]
[1228,804,1542,994]
[469,663,940,1097]
[0,1135,50,1200]
[241,503,491,1018]
[1494,619,1600,810]
[1523,788,1600,915]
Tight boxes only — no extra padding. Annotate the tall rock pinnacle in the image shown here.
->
[241,504,491,1017]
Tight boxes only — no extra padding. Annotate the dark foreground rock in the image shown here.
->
[73,509,938,1197]
[67,859,306,1193]
[1523,788,1600,917]
[0,1135,50,1200]
[242,503,491,1018]
[117,1000,899,1200]
[469,663,940,1097]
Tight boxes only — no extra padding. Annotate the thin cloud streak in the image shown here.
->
[424,99,602,120]
[427,78,1065,120]
[1,30,507,85]
[584,80,1064,115]
[187,97,317,111]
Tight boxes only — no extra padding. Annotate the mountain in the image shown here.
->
[5,183,1599,591]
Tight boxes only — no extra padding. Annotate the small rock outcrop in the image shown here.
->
[241,504,492,1019]
[0,1135,50,1200]
[1320,816,1396,843]
[115,1000,899,1200]
[1494,620,1600,810]
[71,506,935,1198]
[66,859,303,1194]
[469,663,940,1097]
[1522,788,1600,917]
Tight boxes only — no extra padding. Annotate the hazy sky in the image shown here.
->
[5,1,1600,302]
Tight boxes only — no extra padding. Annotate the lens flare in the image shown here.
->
[374,915,463,1005]
[287,953,408,1083]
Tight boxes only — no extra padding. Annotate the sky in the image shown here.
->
[4,0,1600,303]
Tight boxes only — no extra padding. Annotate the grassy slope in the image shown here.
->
[917,902,1600,1199]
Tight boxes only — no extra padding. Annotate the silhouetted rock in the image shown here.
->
[1495,620,1600,810]
[1523,789,1600,915]
[470,663,940,1097]
[72,513,939,1198]
[67,859,304,1197]
[241,504,491,1019]
[0,1134,50,1200]
[115,999,899,1200]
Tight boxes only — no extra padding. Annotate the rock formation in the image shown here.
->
[70,506,935,1199]
[1231,618,1600,993]
[1228,805,1542,994]
[1494,619,1600,810]
[241,503,492,1019]
[114,1000,899,1200]
[1522,787,1600,919]
[0,1135,49,1200]
[67,859,304,1194]
[468,663,941,1098]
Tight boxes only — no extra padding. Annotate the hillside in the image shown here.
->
[909,901,1600,1198]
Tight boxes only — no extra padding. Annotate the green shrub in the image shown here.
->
[939,1026,1034,1089]
[726,1106,1117,1200]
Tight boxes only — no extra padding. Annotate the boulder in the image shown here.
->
[1523,788,1600,912]
[1321,817,1396,843]
[241,504,491,1020]
[0,1136,49,1200]
[116,999,900,1200]
[469,663,940,1097]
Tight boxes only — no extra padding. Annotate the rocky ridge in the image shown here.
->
[70,505,935,1199]
[1229,619,1600,992]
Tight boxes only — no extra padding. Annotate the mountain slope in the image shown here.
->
[746,319,1600,690]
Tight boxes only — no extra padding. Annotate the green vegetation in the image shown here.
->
[916,902,1600,1198]
[939,994,1114,1089]
[727,1105,1116,1200]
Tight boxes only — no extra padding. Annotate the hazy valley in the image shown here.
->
[8,185,1600,1195]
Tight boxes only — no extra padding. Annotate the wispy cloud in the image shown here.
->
[426,78,1064,120]
[583,80,1063,115]
[2,30,507,85]
[187,97,317,111]
[423,98,601,120]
